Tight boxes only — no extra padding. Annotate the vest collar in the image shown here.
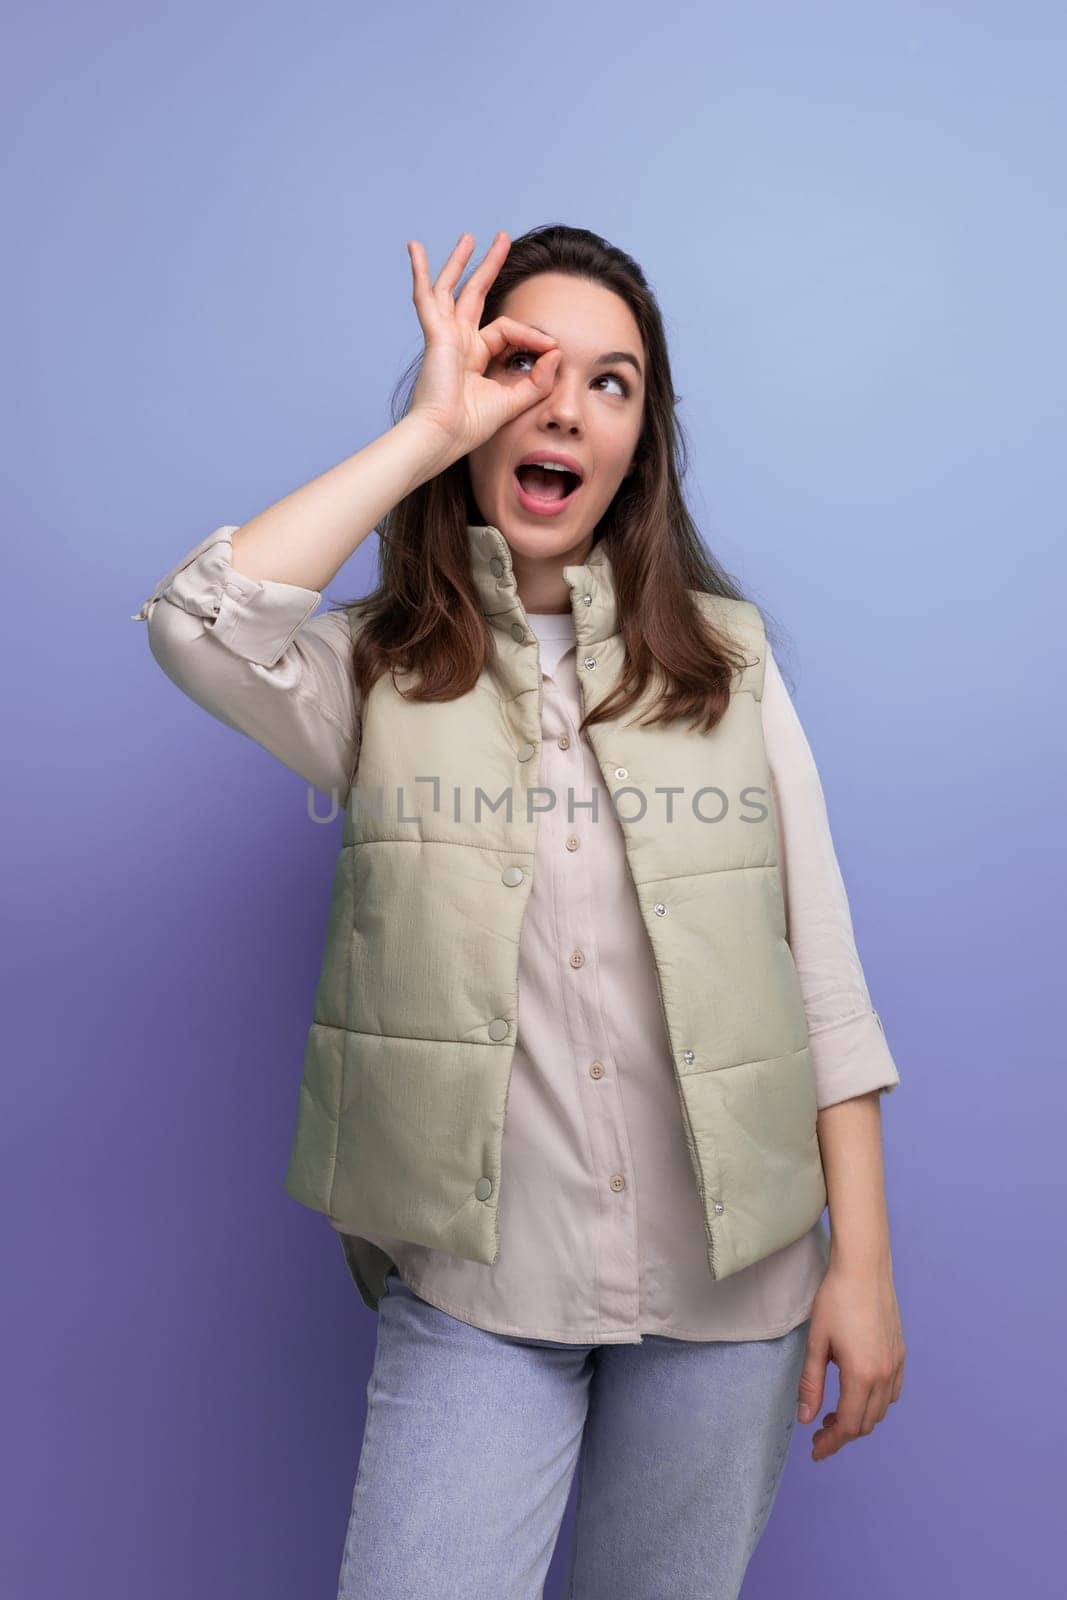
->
[466,522,619,648]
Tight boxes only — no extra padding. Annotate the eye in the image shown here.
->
[504,349,631,398]
[594,370,630,398]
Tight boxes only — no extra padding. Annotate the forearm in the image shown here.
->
[817,1090,893,1273]
[230,412,450,592]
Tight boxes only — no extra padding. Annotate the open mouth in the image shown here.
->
[513,463,583,517]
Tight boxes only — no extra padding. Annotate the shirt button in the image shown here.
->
[589,1060,605,1079]
[569,949,585,968]
[610,1173,627,1192]
[557,733,570,750]
[488,1018,510,1041]
[475,1177,493,1200]
[501,865,524,886]
[565,836,580,852]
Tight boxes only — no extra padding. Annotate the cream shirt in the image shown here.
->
[135,526,900,1344]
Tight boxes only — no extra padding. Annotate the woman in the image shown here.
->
[133,224,905,1599]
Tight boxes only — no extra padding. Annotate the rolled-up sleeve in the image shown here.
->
[130,525,361,797]
[762,644,901,1110]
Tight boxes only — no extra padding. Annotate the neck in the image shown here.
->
[509,538,597,615]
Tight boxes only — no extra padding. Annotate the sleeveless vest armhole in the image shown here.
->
[693,593,768,700]
[728,600,768,701]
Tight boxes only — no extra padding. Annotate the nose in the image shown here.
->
[539,386,584,434]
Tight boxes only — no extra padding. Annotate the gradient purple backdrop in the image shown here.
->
[4,2,1065,1596]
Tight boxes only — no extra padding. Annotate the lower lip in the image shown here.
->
[513,471,582,518]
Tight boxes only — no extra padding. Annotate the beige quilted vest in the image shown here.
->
[284,522,827,1309]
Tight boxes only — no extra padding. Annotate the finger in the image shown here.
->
[480,316,560,365]
[497,348,562,421]
[796,1330,828,1423]
[859,1379,892,1436]
[407,234,474,332]
[811,1413,848,1460]
[455,230,512,322]
[820,1376,890,1454]
[829,1368,872,1449]
[811,1409,859,1460]
[408,240,438,332]
[431,230,477,301]
[810,1408,837,1457]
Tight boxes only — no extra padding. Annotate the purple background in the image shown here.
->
[5,2,1065,1595]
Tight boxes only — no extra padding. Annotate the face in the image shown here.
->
[466,272,645,594]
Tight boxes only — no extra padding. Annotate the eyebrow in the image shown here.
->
[528,325,643,382]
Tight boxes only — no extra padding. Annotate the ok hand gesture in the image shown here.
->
[406,230,561,468]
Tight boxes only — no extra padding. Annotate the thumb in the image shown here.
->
[796,1331,828,1423]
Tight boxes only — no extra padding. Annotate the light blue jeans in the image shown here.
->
[336,1270,810,1600]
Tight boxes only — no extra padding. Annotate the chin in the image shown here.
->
[501,521,590,560]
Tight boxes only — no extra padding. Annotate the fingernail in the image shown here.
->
[797,1403,811,1421]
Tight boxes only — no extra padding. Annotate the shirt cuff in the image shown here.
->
[130,525,323,668]
[808,1007,901,1110]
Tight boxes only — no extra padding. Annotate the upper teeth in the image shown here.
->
[530,460,573,473]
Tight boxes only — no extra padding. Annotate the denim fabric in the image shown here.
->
[336,1271,810,1600]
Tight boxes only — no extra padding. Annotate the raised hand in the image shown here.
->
[406,231,561,467]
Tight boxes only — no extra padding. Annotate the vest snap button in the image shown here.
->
[501,865,524,887]
[583,592,592,605]
[654,902,667,916]
[488,1018,510,1041]
[516,742,536,762]
[713,1200,725,1214]
[614,767,628,779]
[475,1177,493,1201]
[510,621,527,642]
[489,556,505,577]
[583,656,597,670]
[683,1049,695,1064]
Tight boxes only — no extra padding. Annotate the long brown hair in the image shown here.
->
[339,223,790,736]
